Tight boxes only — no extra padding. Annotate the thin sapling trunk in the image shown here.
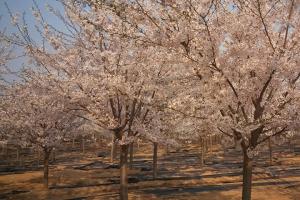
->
[120,144,129,200]
[43,148,52,189]
[153,142,158,179]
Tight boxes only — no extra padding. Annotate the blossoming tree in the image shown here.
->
[2,72,82,188]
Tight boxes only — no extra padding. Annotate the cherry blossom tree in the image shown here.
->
[2,71,82,188]
[0,26,18,159]
[0,42,13,87]
[202,2,300,199]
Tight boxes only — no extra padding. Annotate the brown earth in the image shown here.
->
[0,141,300,200]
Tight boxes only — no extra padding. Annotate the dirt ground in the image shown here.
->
[0,141,300,200]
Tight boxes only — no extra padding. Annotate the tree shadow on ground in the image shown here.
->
[140,180,300,197]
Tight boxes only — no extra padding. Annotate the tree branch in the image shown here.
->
[257,126,288,145]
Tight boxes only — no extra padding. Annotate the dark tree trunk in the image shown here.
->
[129,142,134,169]
[111,135,116,163]
[18,147,22,166]
[153,142,158,179]
[120,145,128,200]
[234,137,238,149]
[213,135,217,145]
[82,138,85,154]
[268,138,272,166]
[6,143,8,156]
[37,150,40,166]
[43,149,51,189]
[242,150,253,200]
[209,136,213,154]
[200,138,204,166]
[1,143,4,154]
[52,148,56,162]
[289,139,293,153]
[72,137,75,150]
[16,147,20,164]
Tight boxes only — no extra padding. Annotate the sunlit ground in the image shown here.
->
[1,141,300,200]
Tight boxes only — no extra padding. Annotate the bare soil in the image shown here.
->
[0,141,300,200]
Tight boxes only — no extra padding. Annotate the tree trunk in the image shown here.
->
[153,142,158,180]
[200,138,204,166]
[82,138,85,154]
[6,143,8,156]
[120,145,128,200]
[203,138,206,154]
[242,150,253,200]
[209,136,213,154]
[234,137,238,149]
[129,142,134,169]
[289,139,293,153]
[16,147,19,163]
[16,147,20,165]
[213,135,217,145]
[43,149,51,189]
[54,148,56,161]
[268,138,272,166]
[111,135,116,163]
[1,143,5,155]
[72,137,75,149]
[37,150,40,166]
[18,147,22,166]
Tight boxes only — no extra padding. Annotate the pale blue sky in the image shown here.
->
[0,0,65,34]
[0,0,66,81]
